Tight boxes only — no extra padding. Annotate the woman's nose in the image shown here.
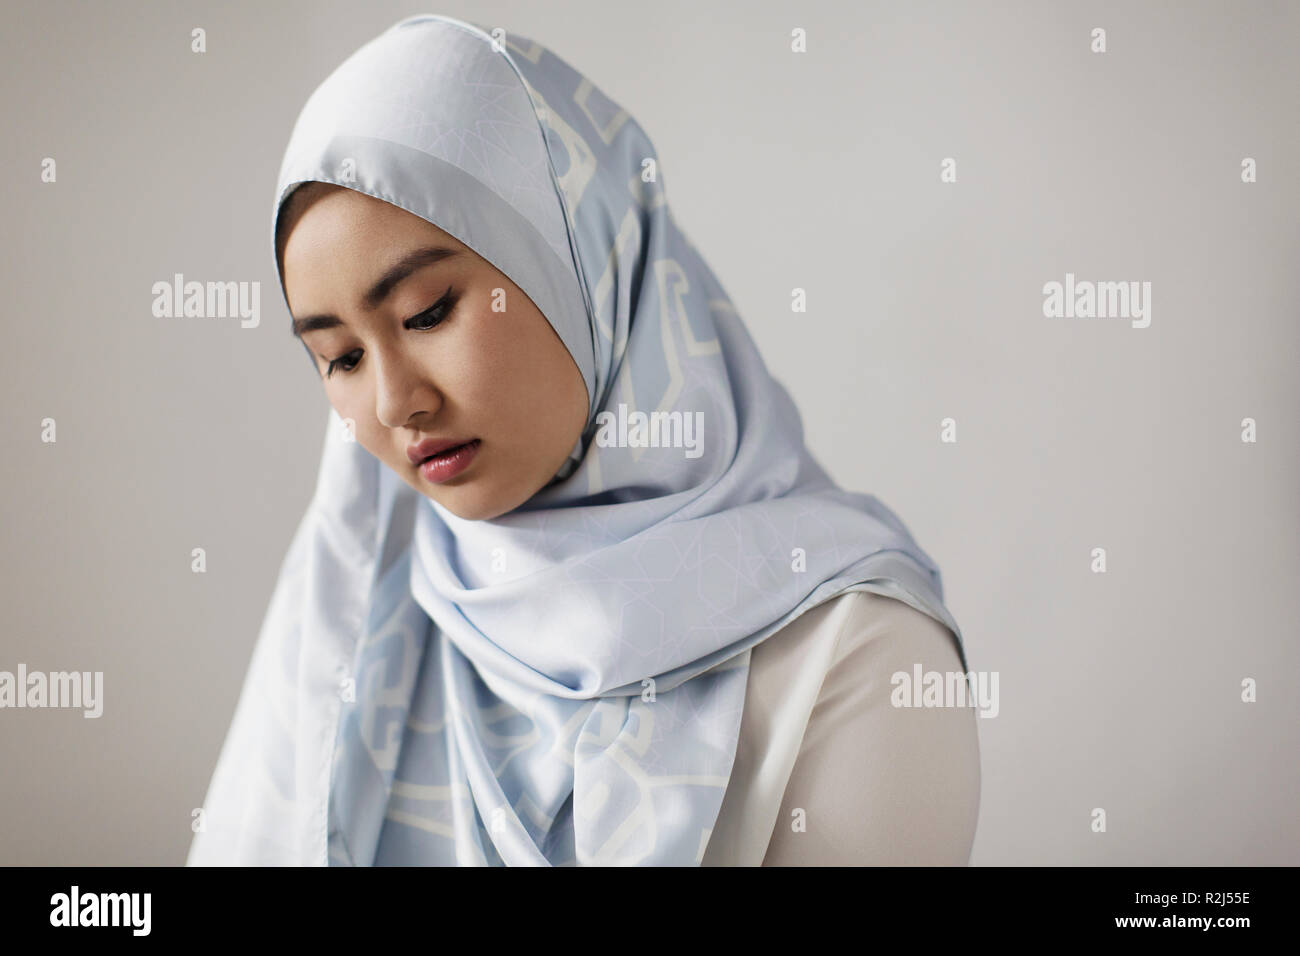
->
[372,347,442,429]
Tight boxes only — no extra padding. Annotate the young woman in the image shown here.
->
[188,14,979,867]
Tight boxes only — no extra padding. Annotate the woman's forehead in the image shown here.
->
[279,183,468,274]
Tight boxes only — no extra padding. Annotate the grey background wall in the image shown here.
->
[2,0,1296,865]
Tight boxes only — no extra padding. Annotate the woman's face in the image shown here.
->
[280,183,589,521]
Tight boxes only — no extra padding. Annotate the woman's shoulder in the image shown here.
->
[761,590,981,865]
[768,590,970,766]
[703,590,979,865]
[816,589,965,691]
[751,589,962,686]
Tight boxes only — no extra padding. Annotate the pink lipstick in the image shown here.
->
[415,439,480,483]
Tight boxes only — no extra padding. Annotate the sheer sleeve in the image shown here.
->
[760,592,981,866]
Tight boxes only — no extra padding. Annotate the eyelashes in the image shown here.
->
[324,288,458,379]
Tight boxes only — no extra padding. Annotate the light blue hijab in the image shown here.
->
[188,13,968,867]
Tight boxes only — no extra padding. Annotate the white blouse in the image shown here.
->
[702,591,981,866]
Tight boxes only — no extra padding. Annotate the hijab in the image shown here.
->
[187,13,968,866]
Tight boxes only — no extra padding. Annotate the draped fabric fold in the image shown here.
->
[187,13,968,867]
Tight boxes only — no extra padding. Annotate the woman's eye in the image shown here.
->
[321,289,457,380]
[407,291,457,331]
[325,350,362,378]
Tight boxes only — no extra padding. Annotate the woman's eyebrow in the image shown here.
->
[290,245,462,337]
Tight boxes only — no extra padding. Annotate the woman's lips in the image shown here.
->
[417,439,481,483]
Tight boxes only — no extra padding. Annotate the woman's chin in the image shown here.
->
[420,487,511,522]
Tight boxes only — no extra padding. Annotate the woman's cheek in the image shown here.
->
[327,389,366,435]
[460,330,524,408]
